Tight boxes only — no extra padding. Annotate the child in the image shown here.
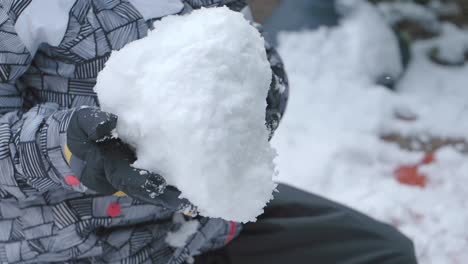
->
[0,1,415,263]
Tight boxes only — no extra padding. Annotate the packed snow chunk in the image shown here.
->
[166,217,199,248]
[95,7,276,222]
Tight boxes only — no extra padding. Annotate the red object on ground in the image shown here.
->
[107,203,121,218]
[421,153,435,165]
[225,221,237,244]
[394,153,434,188]
[395,165,427,188]
[65,175,80,186]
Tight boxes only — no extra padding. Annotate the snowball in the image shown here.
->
[95,7,276,222]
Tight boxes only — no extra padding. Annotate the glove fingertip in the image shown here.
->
[75,107,118,141]
[93,114,118,141]
[141,172,167,197]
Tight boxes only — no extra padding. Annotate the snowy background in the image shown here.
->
[266,0,468,263]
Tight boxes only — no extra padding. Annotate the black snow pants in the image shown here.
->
[195,184,418,264]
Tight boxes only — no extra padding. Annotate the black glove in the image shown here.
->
[66,107,190,211]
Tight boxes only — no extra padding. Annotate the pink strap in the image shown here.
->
[226,221,237,244]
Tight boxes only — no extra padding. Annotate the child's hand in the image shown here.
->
[66,107,190,210]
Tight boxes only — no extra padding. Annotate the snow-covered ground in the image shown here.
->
[271,1,468,263]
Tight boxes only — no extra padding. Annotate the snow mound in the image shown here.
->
[95,7,276,223]
[273,1,468,263]
[335,0,403,82]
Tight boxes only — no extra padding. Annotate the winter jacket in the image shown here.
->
[0,0,288,263]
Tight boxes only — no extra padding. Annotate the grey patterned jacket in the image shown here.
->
[0,0,288,263]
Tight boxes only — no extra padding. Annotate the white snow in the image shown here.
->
[430,23,468,65]
[166,216,199,248]
[336,0,404,81]
[272,1,468,263]
[95,7,276,223]
[377,0,460,29]
[389,24,468,139]
[376,0,462,38]
[377,1,440,31]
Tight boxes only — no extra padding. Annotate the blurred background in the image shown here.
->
[248,0,468,263]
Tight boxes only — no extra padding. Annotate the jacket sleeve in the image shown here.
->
[0,5,82,200]
[262,26,289,138]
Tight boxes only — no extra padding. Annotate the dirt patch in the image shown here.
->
[381,133,468,154]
